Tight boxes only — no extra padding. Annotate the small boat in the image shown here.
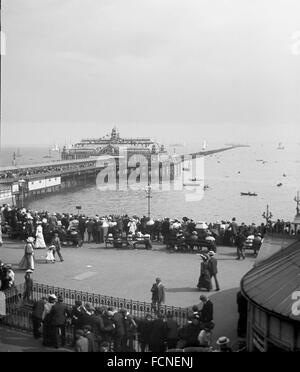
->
[283,173,287,177]
[203,185,209,190]
[189,177,203,182]
[277,183,283,187]
[277,142,285,150]
[183,183,201,187]
[241,192,257,196]
[182,167,190,171]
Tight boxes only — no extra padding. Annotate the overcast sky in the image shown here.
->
[1,0,300,146]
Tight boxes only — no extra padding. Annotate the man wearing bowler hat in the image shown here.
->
[49,295,70,348]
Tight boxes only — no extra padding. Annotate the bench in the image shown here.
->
[165,237,216,252]
[132,238,152,250]
[105,236,129,249]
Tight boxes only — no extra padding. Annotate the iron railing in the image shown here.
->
[1,282,189,351]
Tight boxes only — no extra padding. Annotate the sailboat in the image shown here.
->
[277,142,285,150]
[202,140,207,150]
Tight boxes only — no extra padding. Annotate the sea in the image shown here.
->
[1,143,300,224]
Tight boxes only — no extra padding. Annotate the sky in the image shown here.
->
[1,0,300,146]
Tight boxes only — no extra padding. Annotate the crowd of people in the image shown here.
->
[1,204,290,247]
[0,161,96,180]
[22,289,237,352]
[0,204,291,353]
[1,204,294,260]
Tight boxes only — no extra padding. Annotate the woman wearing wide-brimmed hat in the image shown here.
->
[19,237,35,271]
[196,254,212,291]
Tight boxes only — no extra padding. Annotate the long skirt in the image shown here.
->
[35,235,46,249]
[42,316,56,347]
[19,254,35,270]
[197,270,212,291]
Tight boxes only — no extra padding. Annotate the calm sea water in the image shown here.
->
[1,143,300,224]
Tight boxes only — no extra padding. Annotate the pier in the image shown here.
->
[0,145,244,206]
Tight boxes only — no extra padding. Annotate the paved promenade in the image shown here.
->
[0,239,255,347]
[0,327,72,352]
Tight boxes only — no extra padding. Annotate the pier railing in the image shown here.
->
[1,282,189,351]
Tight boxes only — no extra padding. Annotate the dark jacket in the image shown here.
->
[85,331,96,352]
[208,257,218,275]
[166,319,179,340]
[32,299,45,319]
[50,302,69,326]
[148,318,167,352]
[200,300,213,323]
[113,312,126,337]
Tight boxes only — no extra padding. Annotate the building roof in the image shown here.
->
[241,239,300,322]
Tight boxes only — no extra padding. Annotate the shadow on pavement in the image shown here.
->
[0,328,72,352]
[166,287,200,293]
[187,286,241,345]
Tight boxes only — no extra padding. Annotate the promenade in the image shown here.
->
[0,328,71,352]
[0,239,254,348]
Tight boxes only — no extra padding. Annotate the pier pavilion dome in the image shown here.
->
[241,236,300,352]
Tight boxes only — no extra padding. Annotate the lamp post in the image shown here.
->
[262,204,273,225]
[76,205,82,217]
[293,191,300,234]
[145,184,152,219]
[294,191,300,216]
[18,179,25,208]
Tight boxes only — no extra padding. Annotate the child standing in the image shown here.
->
[46,245,55,263]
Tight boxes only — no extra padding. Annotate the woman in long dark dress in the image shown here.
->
[197,255,212,291]
[42,295,57,346]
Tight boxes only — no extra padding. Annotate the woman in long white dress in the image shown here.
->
[19,237,35,270]
[35,222,46,249]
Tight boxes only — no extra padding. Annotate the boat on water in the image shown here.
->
[277,183,283,187]
[182,167,190,171]
[202,140,207,150]
[183,183,201,187]
[277,142,285,150]
[241,192,258,196]
[189,177,203,182]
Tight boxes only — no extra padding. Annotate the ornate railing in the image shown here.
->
[1,282,189,351]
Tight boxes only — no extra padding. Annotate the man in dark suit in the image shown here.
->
[49,295,70,348]
[148,314,167,352]
[32,297,47,339]
[208,251,220,291]
[229,217,239,246]
[112,308,127,351]
[199,295,213,324]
